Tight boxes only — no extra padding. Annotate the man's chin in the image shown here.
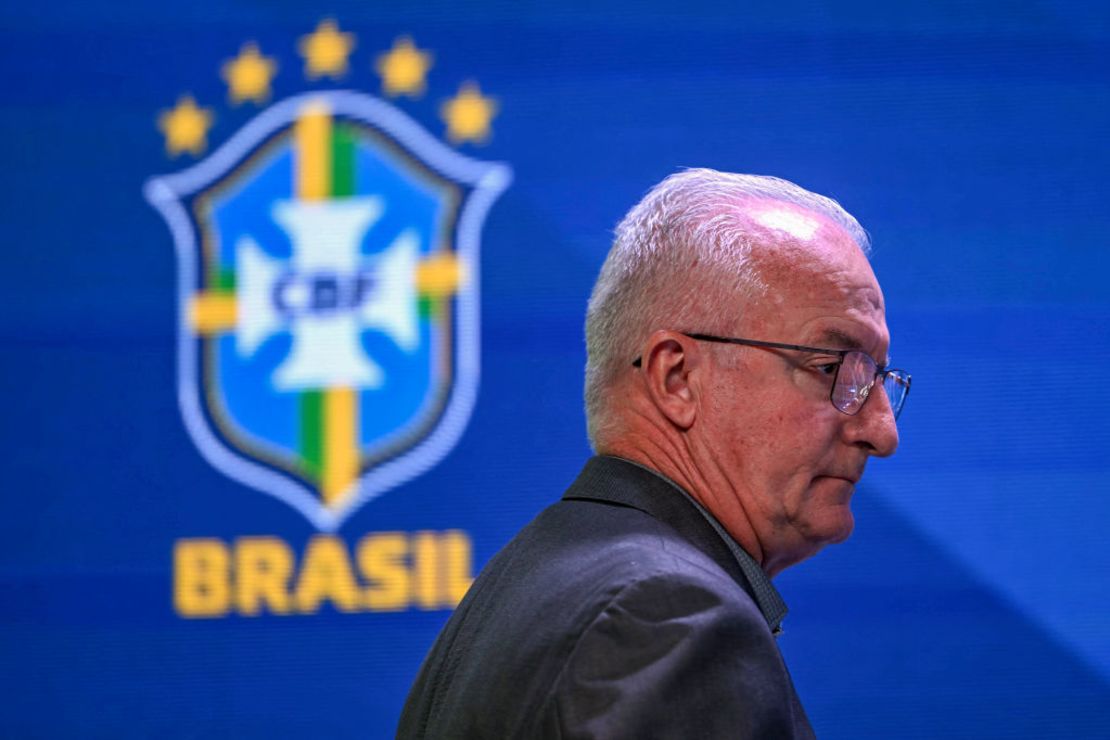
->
[825,516,855,545]
[771,511,854,574]
[798,480,856,543]
[803,508,855,549]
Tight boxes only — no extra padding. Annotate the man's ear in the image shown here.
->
[639,330,699,431]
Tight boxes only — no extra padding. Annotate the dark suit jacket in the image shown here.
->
[397,456,815,739]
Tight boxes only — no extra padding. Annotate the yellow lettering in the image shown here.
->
[357,532,409,611]
[293,535,361,613]
[234,537,293,615]
[440,529,474,607]
[412,531,440,610]
[173,530,475,617]
[174,538,230,618]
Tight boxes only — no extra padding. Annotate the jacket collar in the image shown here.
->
[562,455,788,634]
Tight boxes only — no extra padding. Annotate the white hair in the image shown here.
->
[583,168,870,449]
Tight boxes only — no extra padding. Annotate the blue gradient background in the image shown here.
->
[1,2,1108,737]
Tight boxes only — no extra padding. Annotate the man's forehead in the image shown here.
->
[809,321,892,364]
[753,247,883,317]
[703,197,888,334]
[740,235,890,354]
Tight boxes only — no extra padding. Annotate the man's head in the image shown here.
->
[584,169,902,575]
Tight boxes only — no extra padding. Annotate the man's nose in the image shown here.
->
[844,385,900,457]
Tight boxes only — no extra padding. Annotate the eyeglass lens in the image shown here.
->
[832,351,908,419]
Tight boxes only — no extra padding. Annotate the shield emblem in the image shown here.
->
[145,91,510,531]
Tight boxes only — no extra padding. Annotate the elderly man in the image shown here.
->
[398,169,909,738]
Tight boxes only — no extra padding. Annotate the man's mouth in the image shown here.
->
[818,472,862,486]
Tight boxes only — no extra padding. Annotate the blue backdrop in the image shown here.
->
[2,2,1109,737]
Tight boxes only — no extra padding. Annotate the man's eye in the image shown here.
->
[814,362,840,376]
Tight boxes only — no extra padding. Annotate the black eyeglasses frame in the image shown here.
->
[631,332,911,419]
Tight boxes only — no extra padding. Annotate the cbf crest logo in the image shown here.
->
[145,22,510,531]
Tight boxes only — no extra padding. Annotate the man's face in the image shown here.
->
[694,206,900,574]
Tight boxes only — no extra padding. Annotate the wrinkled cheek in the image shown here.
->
[774,476,812,528]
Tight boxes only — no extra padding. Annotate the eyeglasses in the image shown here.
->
[633,332,911,420]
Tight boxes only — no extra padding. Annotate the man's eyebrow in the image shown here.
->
[816,328,892,366]
[815,328,864,350]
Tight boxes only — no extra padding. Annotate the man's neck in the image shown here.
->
[598,435,769,571]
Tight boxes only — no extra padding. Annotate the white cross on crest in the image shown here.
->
[235,195,420,391]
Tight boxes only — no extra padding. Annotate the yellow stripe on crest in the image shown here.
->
[189,293,237,333]
[294,101,332,202]
[322,388,359,505]
[292,100,360,507]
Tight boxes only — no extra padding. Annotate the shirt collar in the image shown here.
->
[614,457,789,636]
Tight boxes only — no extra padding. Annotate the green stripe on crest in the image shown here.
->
[300,390,324,482]
[332,125,356,197]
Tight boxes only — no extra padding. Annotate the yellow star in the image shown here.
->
[298,19,356,80]
[375,36,434,98]
[157,95,214,157]
[440,81,498,145]
[221,42,278,105]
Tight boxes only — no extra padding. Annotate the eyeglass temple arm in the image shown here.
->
[632,333,851,367]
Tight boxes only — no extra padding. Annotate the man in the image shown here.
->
[398,169,909,738]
